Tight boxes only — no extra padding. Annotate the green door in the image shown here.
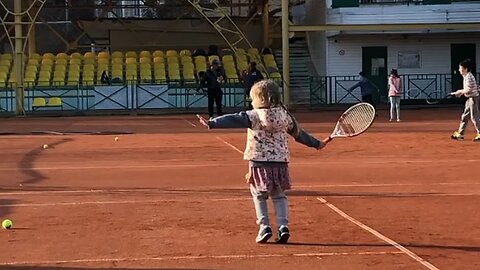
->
[362,47,388,103]
[451,44,476,91]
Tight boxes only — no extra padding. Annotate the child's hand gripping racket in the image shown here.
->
[323,103,376,144]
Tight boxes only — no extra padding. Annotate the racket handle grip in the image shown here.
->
[323,137,332,144]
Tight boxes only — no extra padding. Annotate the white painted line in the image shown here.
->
[215,136,244,154]
[0,159,478,172]
[184,119,197,127]
[0,250,404,266]
[0,197,252,208]
[316,197,440,270]
[1,182,479,196]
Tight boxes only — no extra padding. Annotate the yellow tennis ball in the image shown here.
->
[2,219,12,230]
[42,144,49,149]
[114,137,119,142]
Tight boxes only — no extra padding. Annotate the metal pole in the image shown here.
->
[14,0,24,115]
[281,0,290,106]
[262,0,269,48]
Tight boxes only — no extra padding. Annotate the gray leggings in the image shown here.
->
[458,96,480,135]
[389,96,401,120]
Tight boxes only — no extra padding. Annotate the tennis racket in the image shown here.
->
[324,102,376,143]
[425,92,454,105]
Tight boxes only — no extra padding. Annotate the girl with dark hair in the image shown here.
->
[388,69,402,122]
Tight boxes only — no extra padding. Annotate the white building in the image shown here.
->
[302,0,480,104]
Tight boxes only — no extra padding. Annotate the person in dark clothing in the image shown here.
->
[242,62,264,109]
[200,59,226,119]
[347,71,379,108]
[101,70,111,85]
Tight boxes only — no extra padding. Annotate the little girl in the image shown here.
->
[388,69,402,122]
[197,79,329,244]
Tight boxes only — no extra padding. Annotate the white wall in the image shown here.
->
[326,34,480,76]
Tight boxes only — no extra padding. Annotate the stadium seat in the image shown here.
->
[179,49,191,57]
[140,69,152,82]
[56,53,68,60]
[195,62,207,74]
[48,97,62,107]
[222,55,234,63]
[139,51,151,58]
[84,52,95,59]
[98,58,109,65]
[153,50,164,58]
[32,97,46,110]
[83,58,95,65]
[139,57,151,64]
[27,59,39,67]
[112,51,123,59]
[55,58,68,66]
[69,58,81,65]
[42,53,55,60]
[167,57,179,65]
[208,55,220,64]
[153,57,165,64]
[26,65,38,73]
[180,56,192,65]
[98,51,109,59]
[70,52,82,60]
[125,51,137,58]
[166,50,178,57]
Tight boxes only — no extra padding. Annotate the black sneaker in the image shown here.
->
[255,226,272,244]
[276,225,290,244]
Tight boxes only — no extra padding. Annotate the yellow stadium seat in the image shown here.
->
[222,55,234,63]
[27,59,39,67]
[41,58,54,66]
[83,58,95,65]
[26,65,37,73]
[97,58,109,65]
[125,58,137,64]
[111,58,123,65]
[112,51,123,59]
[263,54,275,62]
[125,51,137,58]
[0,77,6,87]
[153,57,164,64]
[153,50,164,58]
[167,57,179,65]
[112,64,123,72]
[111,69,123,78]
[126,63,137,71]
[194,56,206,63]
[179,49,191,57]
[37,77,50,87]
[140,63,151,71]
[55,65,67,72]
[140,70,152,82]
[39,70,51,78]
[139,57,151,64]
[32,97,46,110]
[180,56,192,65]
[139,51,151,58]
[48,97,62,107]
[70,52,83,59]
[270,72,282,80]
[0,71,7,79]
[154,71,166,82]
[30,53,41,60]
[195,62,207,73]
[126,70,137,81]
[84,52,95,59]
[56,58,68,66]
[183,69,195,81]
[166,50,177,57]
[56,53,68,60]
[0,60,11,68]
[67,76,80,86]
[168,72,180,81]
[83,64,95,72]
[42,53,55,60]
[248,47,259,55]
[98,51,109,59]
[69,58,81,65]
[208,55,220,64]
[69,65,81,72]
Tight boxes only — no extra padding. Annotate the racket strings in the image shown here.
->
[338,105,375,136]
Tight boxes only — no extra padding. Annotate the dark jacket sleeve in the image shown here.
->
[290,128,324,149]
[208,111,251,129]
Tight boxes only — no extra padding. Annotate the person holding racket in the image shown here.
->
[347,71,378,109]
[451,59,480,141]
[197,79,328,244]
[388,69,402,122]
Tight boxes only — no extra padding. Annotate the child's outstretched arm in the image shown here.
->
[289,127,328,150]
[197,112,251,129]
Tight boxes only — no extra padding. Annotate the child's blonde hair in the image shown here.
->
[250,79,282,108]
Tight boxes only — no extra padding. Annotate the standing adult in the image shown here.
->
[242,62,264,109]
[200,59,226,119]
[347,71,379,109]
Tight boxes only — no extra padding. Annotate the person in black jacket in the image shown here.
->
[242,62,264,109]
[200,60,226,119]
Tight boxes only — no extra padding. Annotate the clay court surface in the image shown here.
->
[0,107,479,270]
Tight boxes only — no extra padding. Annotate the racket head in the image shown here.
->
[426,91,453,105]
[330,102,376,139]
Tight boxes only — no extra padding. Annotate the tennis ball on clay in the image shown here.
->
[114,137,119,142]
[42,144,49,149]
[2,219,12,230]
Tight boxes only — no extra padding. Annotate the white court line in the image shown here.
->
[1,192,479,208]
[1,182,480,196]
[0,250,404,266]
[1,159,479,172]
[184,119,197,127]
[316,197,440,270]
[215,136,244,154]
[0,197,251,208]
